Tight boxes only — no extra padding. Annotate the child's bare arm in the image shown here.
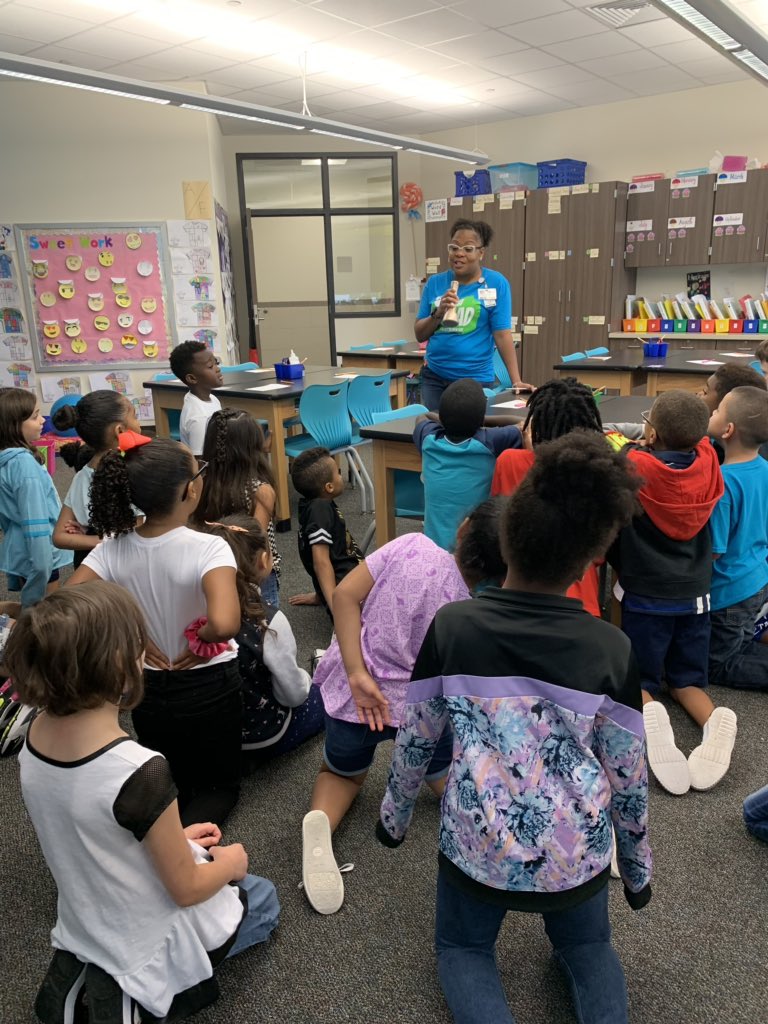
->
[332,562,390,731]
[52,505,100,553]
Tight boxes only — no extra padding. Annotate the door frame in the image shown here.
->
[237,152,400,364]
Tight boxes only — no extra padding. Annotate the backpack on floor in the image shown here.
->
[0,678,37,758]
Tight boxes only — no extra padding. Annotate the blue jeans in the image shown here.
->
[420,364,494,412]
[324,713,453,779]
[260,570,279,609]
[744,784,768,842]
[227,873,280,958]
[709,584,768,690]
[435,872,627,1024]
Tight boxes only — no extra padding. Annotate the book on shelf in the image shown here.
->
[754,298,767,318]
[625,294,636,320]
[692,294,712,319]
[722,297,741,320]
[739,295,755,319]
[709,299,726,320]
[671,300,684,319]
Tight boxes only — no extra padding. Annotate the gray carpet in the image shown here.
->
[0,451,766,1024]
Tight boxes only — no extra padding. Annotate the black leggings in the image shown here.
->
[133,660,243,828]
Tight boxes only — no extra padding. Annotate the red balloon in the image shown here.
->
[399,182,423,212]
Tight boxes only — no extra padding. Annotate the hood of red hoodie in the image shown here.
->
[627,440,723,540]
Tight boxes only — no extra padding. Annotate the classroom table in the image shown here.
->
[338,346,425,372]
[359,394,647,548]
[144,365,409,530]
[554,348,723,397]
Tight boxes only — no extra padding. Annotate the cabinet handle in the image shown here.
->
[567,289,571,302]
[558,289,562,302]
[657,243,661,256]
[757,235,761,252]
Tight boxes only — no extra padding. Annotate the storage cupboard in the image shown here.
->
[710,168,768,264]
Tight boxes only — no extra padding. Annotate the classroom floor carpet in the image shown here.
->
[0,449,766,1024]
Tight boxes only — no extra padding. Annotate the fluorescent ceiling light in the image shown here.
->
[653,0,739,48]
[180,103,304,128]
[0,67,170,102]
[733,48,768,79]
[310,128,402,149]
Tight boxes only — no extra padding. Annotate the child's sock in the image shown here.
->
[643,701,690,795]
[688,707,737,791]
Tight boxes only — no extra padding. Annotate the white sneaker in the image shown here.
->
[302,810,344,915]
[643,701,690,795]
[688,707,738,791]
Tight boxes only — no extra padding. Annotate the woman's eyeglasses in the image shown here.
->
[447,243,482,255]
[182,460,208,501]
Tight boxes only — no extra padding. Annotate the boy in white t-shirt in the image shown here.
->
[170,341,224,455]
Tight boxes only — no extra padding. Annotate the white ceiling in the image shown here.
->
[0,0,765,135]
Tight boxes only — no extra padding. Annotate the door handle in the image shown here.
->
[658,243,661,256]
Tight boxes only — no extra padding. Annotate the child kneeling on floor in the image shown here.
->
[302,500,507,914]
[10,582,279,1022]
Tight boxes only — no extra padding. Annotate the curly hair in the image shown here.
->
[193,409,275,526]
[290,446,334,499]
[89,438,194,537]
[5,581,147,715]
[439,378,487,441]
[198,514,269,626]
[523,377,603,445]
[649,390,709,450]
[450,219,494,248]
[0,387,36,453]
[55,390,133,469]
[454,497,507,588]
[169,340,208,384]
[710,362,767,405]
[503,430,641,587]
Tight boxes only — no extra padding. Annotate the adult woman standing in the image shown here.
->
[415,219,531,410]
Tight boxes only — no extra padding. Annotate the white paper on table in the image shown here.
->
[493,399,528,409]
[245,367,275,373]
[587,356,612,361]
[718,352,754,358]
[368,347,391,352]
[247,383,292,392]
[687,359,724,366]
[335,373,358,379]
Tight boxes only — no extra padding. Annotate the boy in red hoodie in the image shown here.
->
[609,390,735,796]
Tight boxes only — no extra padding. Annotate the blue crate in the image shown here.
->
[537,159,587,188]
[454,169,492,197]
[488,162,538,192]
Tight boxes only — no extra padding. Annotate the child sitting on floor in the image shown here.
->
[302,500,507,915]
[414,377,522,549]
[609,390,736,796]
[377,431,651,1024]
[707,386,768,691]
[202,515,324,765]
[10,582,278,1022]
[289,447,363,615]
[169,341,224,457]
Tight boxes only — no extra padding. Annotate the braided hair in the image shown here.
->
[193,409,275,526]
[523,377,603,446]
[198,513,269,627]
[89,438,194,537]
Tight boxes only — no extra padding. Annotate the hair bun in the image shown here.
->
[51,404,78,431]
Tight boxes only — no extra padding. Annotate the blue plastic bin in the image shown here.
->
[274,362,304,381]
[537,159,587,188]
[454,169,492,197]
[489,163,538,192]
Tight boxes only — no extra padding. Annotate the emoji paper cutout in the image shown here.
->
[42,321,60,339]
[140,297,157,313]
[58,280,75,299]
[98,338,114,353]
[39,291,56,308]
[111,277,127,294]
[137,261,153,277]
[65,254,82,272]
[63,319,81,338]
[98,251,115,267]
[70,338,87,354]
[32,260,48,279]
[117,313,134,328]
[94,315,110,331]
[137,319,152,335]
[87,293,104,311]
[125,233,142,250]
[120,334,138,349]
[84,266,100,282]
[142,340,159,358]
[115,292,132,308]
[46,341,63,356]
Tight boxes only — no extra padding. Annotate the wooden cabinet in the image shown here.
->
[710,168,768,264]
[666,174,715,266]
[520,188,569,383]
[625,181,668,267]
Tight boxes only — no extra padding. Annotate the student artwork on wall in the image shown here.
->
[0,247,35,392]
[167,219,221,353]
[215,199,239,363]
[16,224,176,372]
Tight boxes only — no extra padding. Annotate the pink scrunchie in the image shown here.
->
[183,617,230,658]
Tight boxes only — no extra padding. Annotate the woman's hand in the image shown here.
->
[434,289,460,320]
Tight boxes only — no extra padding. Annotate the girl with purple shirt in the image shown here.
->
[301,500,506,915]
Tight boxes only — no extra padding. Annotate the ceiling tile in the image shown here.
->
[652,38,720,63]
[542,79,636,103]
[12,0,124,23]
[480,48,564,76]
[396,46,468,72]
[577,50,668,76]
[200,79,247,97]
[131,46,238,76]
[676,57,747,84]
[312,0,438,29]
[0,4,96,43]
[330,28,405,57]
[25,43,119,69]
[432,29,528,60]
[461,76,547,101]
[619,19,696,47]
[732,0,768,30]
[184,37,278,62]
[377,9,474,46]
[511,94,576,115]
[0,31,45,53]
[230,80,304,103]
[305,89,396,110]
[608,66,710,95]
[107,12,208,45]
[514,63,598,88]
[257,6,356,42]
[544,31,639,62]
[450,0,569,29]
[436,62,514,85]
[105,61,188,81]
[54,26,172,61]
[503,10,608,46]
[201,62,297,89]
[337,99,424,118]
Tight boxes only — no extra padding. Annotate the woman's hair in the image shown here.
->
[503,430,641,588]
[194,409,274,525]
[455,497,507,588]
[523,378,603,445]
[450,219,493,248]
[5,581,147,716]
[89,438,194,537]
[0,387,36,453]
[55,391,132,470]
[199,514,269,625]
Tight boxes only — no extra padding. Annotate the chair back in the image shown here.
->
[751,360,763,374]
[349,344,377,351]
[371,404,428,424]
[167,408,181,441]
[152,371,176,381]
[381,339,408,348]
[585,347,609,357]
[221,362,258,373]
[298,382,353,449]
[347,373,392,427]
[561,351,587,363]
[492,346,513,389]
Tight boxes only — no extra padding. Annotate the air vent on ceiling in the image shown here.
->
[586,1,653,29]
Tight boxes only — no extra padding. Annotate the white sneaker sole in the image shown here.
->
[643,701,690,795]
[302,810,344,915]
[689,707,737,791]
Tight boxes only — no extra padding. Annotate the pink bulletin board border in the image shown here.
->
[16,223,177,372]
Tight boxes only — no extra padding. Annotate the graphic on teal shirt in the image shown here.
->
[432,296,481,334]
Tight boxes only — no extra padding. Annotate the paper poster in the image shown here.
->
[172,275,215,302]
[169,248,214,275]
[627,220,652,232]
[668,217,696,229]
[687,271,711,299]
[175,300,219,328]
[405,278,421,302]
[131,388,155,422]
[628,180,655,193]
[167,220,210,249]
[713,212,743,227]
[17,225,174,371]
[214,199,239,362]
[182,181,213,220]
[0,226,14,251]
[40,374,82,403]
[716,171,747,185]
[670,176,699,189]
[89,370,135,395]
[425,199,448,223]
[1,332,32,361]
[0,361,36,389]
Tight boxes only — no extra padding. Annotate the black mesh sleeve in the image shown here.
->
[113,756,178,841]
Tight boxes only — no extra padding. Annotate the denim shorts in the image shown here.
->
[323,713,453,779]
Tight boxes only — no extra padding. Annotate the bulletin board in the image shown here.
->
[15,223,176,372]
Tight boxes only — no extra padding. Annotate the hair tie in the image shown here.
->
[118,430,151,454]
[204,520,249,534]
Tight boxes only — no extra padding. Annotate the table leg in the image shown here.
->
[393,375,407,409]
[265,401,292,529]
[154,400,171,438]
[372,442,396,546]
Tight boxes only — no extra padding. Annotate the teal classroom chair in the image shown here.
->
[221,361,259,373]
[381,339,408,348]
[347,372,392,428]
[350,344,378,351]
[560,352,587,363]
[585,347,610,357]
[492,346,513,391]
[284,382,375,514]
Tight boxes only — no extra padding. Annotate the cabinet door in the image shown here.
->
[710,169,768,264]
[521,189,568,383]
[424,197,472,276]
[666,174,715,266]
[482,195,526,327]
[625,182,668,267]
[564,184,625,354]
